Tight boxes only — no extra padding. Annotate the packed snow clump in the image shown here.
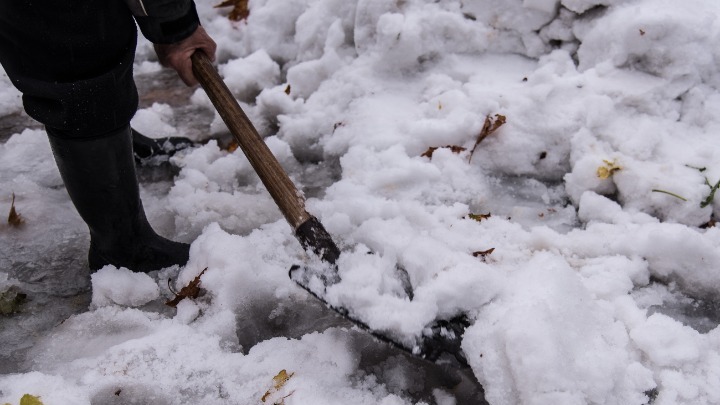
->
[90,267,160,308]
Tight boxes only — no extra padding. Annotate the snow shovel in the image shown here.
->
[191,51,470,366]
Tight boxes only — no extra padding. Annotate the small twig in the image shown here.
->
[686,164,707,172]
[652,189,688,202]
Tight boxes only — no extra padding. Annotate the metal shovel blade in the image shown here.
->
[289,264,470,367]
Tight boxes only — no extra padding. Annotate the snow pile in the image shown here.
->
[90,267,160,308]
[3,0,720,404]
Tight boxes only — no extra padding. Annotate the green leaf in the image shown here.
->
[652,189,688,202]
[19,394,44,405]
[701,178,720,208]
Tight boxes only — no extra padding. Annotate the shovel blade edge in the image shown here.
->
[289,265,470,367]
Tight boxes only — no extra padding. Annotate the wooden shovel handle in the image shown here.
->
[191,51,311,229]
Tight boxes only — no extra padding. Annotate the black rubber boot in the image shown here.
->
[47,125,190,272]
[131,128,195,166]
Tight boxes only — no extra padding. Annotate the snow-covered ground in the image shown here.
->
[3,0,720,404]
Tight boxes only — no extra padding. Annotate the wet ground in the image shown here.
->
[0,70,488,404]
[3,66,720,405]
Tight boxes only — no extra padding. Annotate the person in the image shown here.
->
[0,0,217,272]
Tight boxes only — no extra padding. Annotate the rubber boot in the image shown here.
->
[131,128,195,166]
[47,125,190,272]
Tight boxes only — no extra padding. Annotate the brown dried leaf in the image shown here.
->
[261,370,295,403]
[469,114,506,162]
[215,0,249,21]
[468,213,491,222]
[165,268,208,308]
[284,84,291,95]
[224,140,239,153]
[8,193,24,227]
[473,248,495,260]
[272,370,293,390]
[421,145,467,159]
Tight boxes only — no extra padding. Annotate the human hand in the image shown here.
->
[154,26,217,86]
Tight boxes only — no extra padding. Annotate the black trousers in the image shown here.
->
[0,0,139,139]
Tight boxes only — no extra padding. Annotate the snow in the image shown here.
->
[130,103,178,138]
[90,267,160,308]
[2,0,720,404]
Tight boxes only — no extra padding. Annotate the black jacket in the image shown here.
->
[0,0,200,137]
[125,0,200,44]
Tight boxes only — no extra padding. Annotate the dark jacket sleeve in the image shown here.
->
[125,0,200,44]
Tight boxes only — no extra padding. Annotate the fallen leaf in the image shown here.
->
[224,140,239,153]
[261,370,295,403]
[8,193,24,227]
[214,0,249,21]
[596,159,621,179]
[473,248,495,260]
[468,213,491,222]
[701,218,716,229]
[421,145,466,159]
[19,395,44,405]
[284,84,291,95]
[469,114,506,162]
[701,177,720,208]
[165,268,208,308]
[272,370,293,390]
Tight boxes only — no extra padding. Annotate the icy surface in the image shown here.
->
[2,0,720,404]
